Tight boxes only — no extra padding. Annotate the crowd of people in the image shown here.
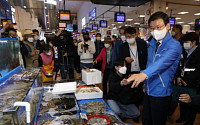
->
[1,11,200,125]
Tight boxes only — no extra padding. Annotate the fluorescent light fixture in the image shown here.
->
[24,6,26,8]
[59,0,62,1]
[127,19,133,21]
[44,0,57,5]
[177,22,184,24]
[184,25,189,26]
[194,13,200,15]
[188,22,195,24]
[175,18,181,20]
[134,23,140,25]
[138,15,145,17]
[178,12,189,14]
[118,22,123,24]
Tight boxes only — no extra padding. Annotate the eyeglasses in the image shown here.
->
[150,25,165,31]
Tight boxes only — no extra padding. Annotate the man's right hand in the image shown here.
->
[125,57,134,63]
[93,60,97,65]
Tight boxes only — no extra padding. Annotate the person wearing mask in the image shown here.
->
[171,24,183,45]
[78,31,96,69]
[118,27,147,108]
[113,26,128,62]
[93,37,114,96]
[124,11,182,125]
[53,30,76,79]
[39,44,54,81]
[174,32,200,125]
[112,35,117,45]
[73,39,81,73]
[119,27,147,75]
[32,29,43,52]
[94,33,104,70]
[23,30,40,68]
[107,59,140,123]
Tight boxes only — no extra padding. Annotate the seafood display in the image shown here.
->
[103,114,123,125]
[0,68,41,125]
[83,68,95,72]
[80,101,108,115]
[87,117,109,125]
[36,89,83,125]
[76,86,99,93]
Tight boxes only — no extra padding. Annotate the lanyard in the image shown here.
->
[129,46,138,59]
[181,56,191,77]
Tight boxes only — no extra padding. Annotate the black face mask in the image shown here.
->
[84,37,90,41]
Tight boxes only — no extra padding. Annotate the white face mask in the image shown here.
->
[46,52,51,56]
[171,31,176,36]
[104,43,110,48]
[96,37,101,41]
[183,43,192,50]
[121,36,126,42]
[151,27,167,41]
[28,37,34,42]
[34,35,39,40]
[126,38,136,44]
[119,66,127,74]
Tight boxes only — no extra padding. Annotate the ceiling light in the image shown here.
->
[194,13,200,15]
[188,22,195,24]
[194,0,200,1]
[177,22,184,24]
[175,18,181,20]
[177,12,189,14]
[48,28,50,29]
[184,25,189,26]
[47,22,49,23]
[59,0,62,1]
[138,15,145,17]
[134,23,140,25]
[166,7,168,10]
[24,6,26,8]
[46,15,48,17]
[127,19,133,21]
[44,0,57,5]
[118,22,123,24]
[45,7,47,9]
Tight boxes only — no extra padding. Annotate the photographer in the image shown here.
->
[53,29,76,79]
[78,31,96,69]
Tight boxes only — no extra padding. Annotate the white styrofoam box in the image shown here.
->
[81,69,102,85]
[75,87,103,100]
[52,82,77,94]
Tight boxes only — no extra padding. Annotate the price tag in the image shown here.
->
[80,113,88,120]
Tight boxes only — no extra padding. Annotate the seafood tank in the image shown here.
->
[34,88,84,125]
[0,38,20,77]
[0,68,42,125]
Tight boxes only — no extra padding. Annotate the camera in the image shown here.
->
[83,43,89,49]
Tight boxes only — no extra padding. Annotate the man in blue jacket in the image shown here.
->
[125,11,182,125]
